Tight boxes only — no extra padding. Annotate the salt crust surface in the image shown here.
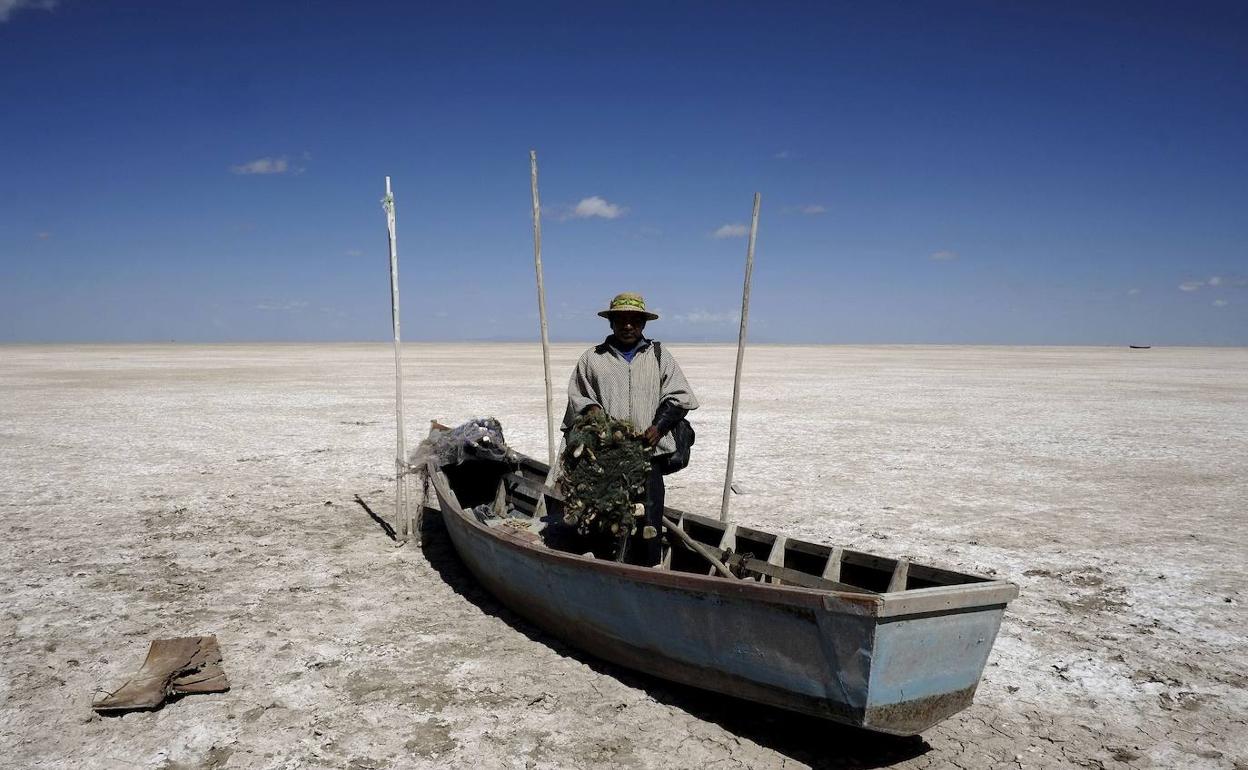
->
[1,343,1245,769]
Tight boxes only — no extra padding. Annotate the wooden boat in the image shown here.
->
[426,451,1018,736]
[1129,345,1151,349]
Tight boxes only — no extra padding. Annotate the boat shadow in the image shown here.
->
[418,509,931,769]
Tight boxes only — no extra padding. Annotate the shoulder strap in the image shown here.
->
[653,340,662,366]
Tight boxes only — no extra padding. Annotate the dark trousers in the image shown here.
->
[636,459,666,566]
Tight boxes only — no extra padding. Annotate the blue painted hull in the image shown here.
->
[429,463,1014,735]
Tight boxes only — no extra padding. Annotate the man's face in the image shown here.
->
[609,313,647,346]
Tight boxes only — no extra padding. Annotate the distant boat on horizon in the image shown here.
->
[1129,345,1152,349]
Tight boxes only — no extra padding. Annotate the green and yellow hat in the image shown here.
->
[598,292,659,321]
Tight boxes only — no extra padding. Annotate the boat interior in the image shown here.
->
[434,454,993,595]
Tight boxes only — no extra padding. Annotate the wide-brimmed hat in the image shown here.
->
[597,292,659,321]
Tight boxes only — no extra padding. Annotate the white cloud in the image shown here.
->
[1213,299,1228,307]
[1127,288,1141,296]
[713,223,748,239]
[0,0,56,23]
[773,150,793,160]
[344,249,363,257]
[571,196,624,219]
[256,300,308,312]
[231,157,289,175]
[1184,274,1246,290]
[672,310,740,324]
[800,204,826,215]
[929,250,958,261]
[36,231,51,240]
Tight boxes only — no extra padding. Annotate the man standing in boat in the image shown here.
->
[563,292,700,566]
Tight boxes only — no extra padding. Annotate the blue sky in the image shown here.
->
[2,1,1245,344]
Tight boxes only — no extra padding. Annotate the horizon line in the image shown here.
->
[1,340,1241,349]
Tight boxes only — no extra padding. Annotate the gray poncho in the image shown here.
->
[562,338,700,457]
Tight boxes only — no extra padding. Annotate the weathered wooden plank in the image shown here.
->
[503,471,550,500]
[823,546,844,582]
[767,535,787,584]
[875,583,1020,617]
[93,636,230,712]
[887,558,909,593]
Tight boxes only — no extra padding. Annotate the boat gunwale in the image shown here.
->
[427,459,1019,618]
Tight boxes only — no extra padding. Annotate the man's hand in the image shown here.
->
[642,426,661,447]
[583,405,603,417]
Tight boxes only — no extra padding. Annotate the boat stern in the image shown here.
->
[858,584,1017,735]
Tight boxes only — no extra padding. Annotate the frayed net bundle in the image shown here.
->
[558,411,649,539]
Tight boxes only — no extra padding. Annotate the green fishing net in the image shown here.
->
[559,410,650,541]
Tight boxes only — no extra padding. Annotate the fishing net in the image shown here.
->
[558,411,650,542]
[407,417,517,511]
[408,417,514,468]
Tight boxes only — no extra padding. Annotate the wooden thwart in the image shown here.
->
[822,546,845,582]
[663,517,875,594]
[888,558,910,593]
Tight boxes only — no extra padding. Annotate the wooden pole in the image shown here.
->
[529,150,557,469]
[383,176,411,541]
[662,516,737,579]
[720,192,761,522]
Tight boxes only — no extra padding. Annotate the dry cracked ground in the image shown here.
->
[1,343,1245,769]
